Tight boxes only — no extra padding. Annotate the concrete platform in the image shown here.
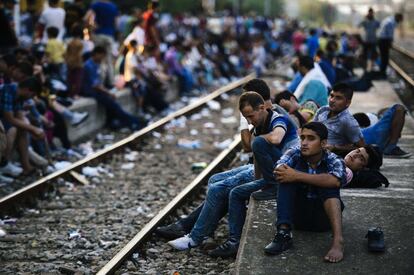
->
[235,81,414,274]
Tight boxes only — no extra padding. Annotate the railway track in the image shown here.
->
[390,44,414,87]
[0,75,253,274]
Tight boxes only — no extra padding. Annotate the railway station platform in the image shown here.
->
[234,80,414,274]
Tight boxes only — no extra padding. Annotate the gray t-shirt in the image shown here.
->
[314,106,363,146]
[359,19,380,43]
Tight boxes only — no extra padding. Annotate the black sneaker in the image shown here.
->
[384,146,411,159]
[366,227,385,252]
[264,229,293,255]
[251,184,278,201]
[208,239,239,258]
[154,222,187,240]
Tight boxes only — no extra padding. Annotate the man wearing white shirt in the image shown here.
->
[293,55,331,107]
[378,13,403,77]
[37,0,65,42]
[123,18,145,50]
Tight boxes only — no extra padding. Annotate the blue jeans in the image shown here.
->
[276,183,342,232]
[82,90,140,128]
[362,104,403,152]
[251,136,284,185]
[189,164,255,243]
[228,178,266,241]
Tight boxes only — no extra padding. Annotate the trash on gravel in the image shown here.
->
[124,151,139,161]
[152,132,162,138]
[81,166,100,177]
[177,139,202,149]
[212,129,221,135]
[54,161,72,170]
[131,253,140,268]
[0,218,17,225]
[200,108,211,117]
[220,116,238,124]
[0,228,6,237]
[220,93,230,100]
[191,162,208,171]
[239,152,251,162]
[190,113,203,120]
[214,138,233,150]
[68,229,81,240]
[165,116,187,129]
[221,107,234,117]
[190,129,199,136]
[203,122,215,129]
[26,209,40,214]
[96,133,114,142]
[207,100,221,111]
[165,134,175,141]
[121,163,135,170]
[78,142,94,156]
[154,144,162,150]
[99,240,114,249]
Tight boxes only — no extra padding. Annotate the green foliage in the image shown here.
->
[299,0,337,27]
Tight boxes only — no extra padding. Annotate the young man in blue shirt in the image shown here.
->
[82,46,143,130]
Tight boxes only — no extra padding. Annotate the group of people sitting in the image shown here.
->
[155,78,409,263]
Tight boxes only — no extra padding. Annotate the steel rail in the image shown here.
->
[97,136,242,275]
[0,73,255,215]
[390,45,414,87]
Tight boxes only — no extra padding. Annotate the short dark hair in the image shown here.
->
[15,62,33,76]
[19,77,42,95]
[364,144,382,169]
[46,26,59,38]
[332,82,353,100]
[353,113,371,128]
[239,91,265,111]
[298,55,314,70]
[309,28,316,35]
[242,78,270,101]
[274,90,297,105]
[92,46,106,55]
[301,122,328,141]
[316,49,325,58]
[49,0,59,5]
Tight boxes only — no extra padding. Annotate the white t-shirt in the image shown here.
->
[124,51,138,82]
[39,7,66,42]
[123,26,145,48]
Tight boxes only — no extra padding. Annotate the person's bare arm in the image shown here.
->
[261,127,286,145]
[326,138,365,155]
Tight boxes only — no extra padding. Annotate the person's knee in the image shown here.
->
[207,184,227,199]
[252,136,269,153]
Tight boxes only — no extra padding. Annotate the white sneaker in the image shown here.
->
[167,234,199,250]
[0,174,14,184]
[0,228,6,237]
[0,162,23,177]
[71,112,89,126]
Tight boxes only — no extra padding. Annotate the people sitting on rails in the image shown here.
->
[156,79,273,242]
[207,91,299,258]
[293,55,331,108]
[0,77,44,177]
[264,122,382,263]
[353,104,411,158]
[81,46,144,131]
[0,120,14,184]
[274,90,319,128]
[313,83,365,157]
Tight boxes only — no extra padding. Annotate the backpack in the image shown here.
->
[346,169,389,188]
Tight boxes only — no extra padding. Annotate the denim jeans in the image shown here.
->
[362,104,401,152]
[189,164,255,243]
[228,178,266,241]
[276,183,342,232]
[82,90,140,128]
[251,136,284,185]
[179,164,253,231]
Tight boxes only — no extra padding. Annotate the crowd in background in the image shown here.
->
[0,0,408,184]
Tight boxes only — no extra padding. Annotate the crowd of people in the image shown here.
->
[0,0,411,265]
[153,7,411,264]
